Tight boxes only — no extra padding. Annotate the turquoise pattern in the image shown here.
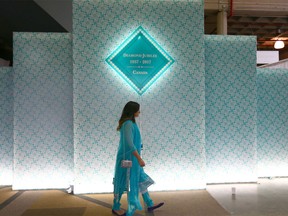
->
[13,33,73,189]
[73,0,206,193]
[257,68,288,177]
[3,0,286,192]
[0,67,13,185]
[205,35,257,183]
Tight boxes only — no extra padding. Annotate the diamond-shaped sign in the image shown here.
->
[106,26,174,95]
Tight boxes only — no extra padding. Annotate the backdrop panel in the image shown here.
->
[0,67,13,185]
[257,68,288,177]
[13,33,73,190]
[205,35,257,183]
[73,0,206,193]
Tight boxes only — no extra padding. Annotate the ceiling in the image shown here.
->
[1,0,288,66]
[0,0,68,65]
[205,0,288,60]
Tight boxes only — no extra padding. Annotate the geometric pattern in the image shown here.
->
[0,67,13,185]
[257,68,288,177]
[6,0,286,192]
[12,33,74,189]
[205,35,258,183]
[73,0,205,193]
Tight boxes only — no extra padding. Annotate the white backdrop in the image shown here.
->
[205,35,257,183]
[3,0,283,192]
[13,33,73,189]
[0,67,13,185]
[73,0,206,193]
[257,68,288,177]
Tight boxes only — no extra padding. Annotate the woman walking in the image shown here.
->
[112,101,164,216]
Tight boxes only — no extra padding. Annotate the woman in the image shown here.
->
[112,101,164,216]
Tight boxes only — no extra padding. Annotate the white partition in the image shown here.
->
[0,67,13,185]
[73,0,206,193]
[257,68,288,177]
[205,35,258,183]
[13,33,73,190]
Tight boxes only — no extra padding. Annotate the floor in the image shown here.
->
[1,178,288,216]
[207,178,288,216]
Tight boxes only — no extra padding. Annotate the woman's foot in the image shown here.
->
[112,209,126,216]
[147,202,164,212]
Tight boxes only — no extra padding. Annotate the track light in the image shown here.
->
[274,40,285,49]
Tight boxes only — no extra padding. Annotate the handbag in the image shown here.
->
[121,160,132,168]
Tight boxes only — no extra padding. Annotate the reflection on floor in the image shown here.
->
[1,178,288,216]
[207,178,288,216]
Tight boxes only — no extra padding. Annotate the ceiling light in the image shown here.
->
[274,40,285,49]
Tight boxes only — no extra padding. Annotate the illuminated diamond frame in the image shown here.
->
[106,26,174,95]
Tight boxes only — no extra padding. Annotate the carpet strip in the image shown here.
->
[0,191,24,210]
[79,194,154,216]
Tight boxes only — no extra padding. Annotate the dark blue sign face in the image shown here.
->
[106,26,174,95]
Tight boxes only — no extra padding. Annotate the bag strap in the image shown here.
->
[123,129,125,160]
[122,122,128,160]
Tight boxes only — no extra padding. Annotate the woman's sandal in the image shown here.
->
[147,202,164,212]
[112,209,126,216]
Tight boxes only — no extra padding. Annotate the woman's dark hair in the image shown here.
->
[117,101,140,131]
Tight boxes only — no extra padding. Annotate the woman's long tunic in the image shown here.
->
[113,120,154,211]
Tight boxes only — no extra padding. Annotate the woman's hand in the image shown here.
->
[138,158,145,167]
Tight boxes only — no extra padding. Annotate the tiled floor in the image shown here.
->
[0,187,228,216]
[207,178,288,216]
[1,178,288,216]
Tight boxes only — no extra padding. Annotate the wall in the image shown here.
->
[13,33,73,189]
[205,35,257,183]
[73,0,206,193]
[257,68,288,177]
[3,0,282,192]
[0,67,13,185]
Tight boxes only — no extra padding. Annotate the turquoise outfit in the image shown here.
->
[113,120,154,216]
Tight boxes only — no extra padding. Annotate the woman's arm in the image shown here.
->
[123,121,145,167]
[132,150,145,167]
[123,121,136,152]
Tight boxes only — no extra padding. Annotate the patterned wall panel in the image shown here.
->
[0,67,13,185]
[13,33,73,189]
[205,36,257,183]
[257,68,288,177]
[73,0,206,193]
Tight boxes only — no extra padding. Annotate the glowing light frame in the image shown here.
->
[106,26,174,95]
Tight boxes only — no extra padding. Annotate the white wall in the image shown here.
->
[13,33,73,189]
[205,35,258,183]
[257,68,288,177]
[0,67,13,185]
[73,0,206,193]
